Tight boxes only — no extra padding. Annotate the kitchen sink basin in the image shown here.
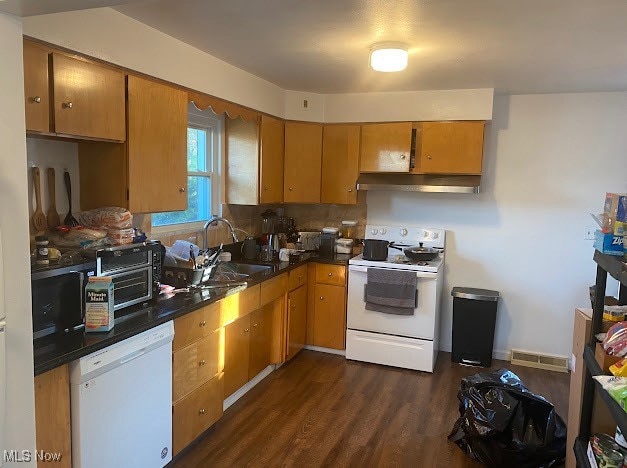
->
[209,262,273,281]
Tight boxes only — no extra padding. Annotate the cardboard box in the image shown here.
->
[602,192,627,235]
[566,308,616,468]
[594,230,624,256]
[85,276,114,332]
[595,342,622,373]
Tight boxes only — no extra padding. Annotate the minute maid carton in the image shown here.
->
[85,276,114,332]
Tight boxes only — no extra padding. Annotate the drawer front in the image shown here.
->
[218,283,261,327]
[315,264,346,286]
[260,274,287,306]
[173,308,207,351]
[288,265,307,291]
[173,328,224,402]
[173,373,224,455]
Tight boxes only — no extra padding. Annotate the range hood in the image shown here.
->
[356,173,481,194]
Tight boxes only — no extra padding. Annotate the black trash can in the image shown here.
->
[451,287,500,367]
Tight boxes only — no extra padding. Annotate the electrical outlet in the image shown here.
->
[302,99,309,110]
[584,226,596,240]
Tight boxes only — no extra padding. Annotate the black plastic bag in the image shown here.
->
[448,368,567,468]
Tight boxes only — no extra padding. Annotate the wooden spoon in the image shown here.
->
[31,167,47,232]
[46,168,61,228]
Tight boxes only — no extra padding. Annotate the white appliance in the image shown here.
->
[346,225,445,372]
[0,229,6,461]
[70,321,174,468]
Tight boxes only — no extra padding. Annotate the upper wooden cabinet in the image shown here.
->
[79,75,188,213]
[359,122,412,173]
[225,115,284,205]
[415,121,485,175]
[23,40,50,133]
[52,53,126,141]
[321,124,360,205]
[259,115,284,204]
[284,122,323,203]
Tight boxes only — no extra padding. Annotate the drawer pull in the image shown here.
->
[198,360,206,366]
[62,101,73,109]
[31,96,42,103]
[199,320,206,327]
[319,296,324,300]
[199,409,206,415]
[328,272,333,276]
[253,323,258,328]
[244,328,250,333]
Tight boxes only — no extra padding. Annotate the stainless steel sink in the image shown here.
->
[210,262,273,281]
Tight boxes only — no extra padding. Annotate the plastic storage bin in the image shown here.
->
[451,287,500,367]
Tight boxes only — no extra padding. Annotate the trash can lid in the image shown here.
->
[451,287,499,302]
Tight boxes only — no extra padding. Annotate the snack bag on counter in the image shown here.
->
[79,207,133,230]
[610,358,627,377]
[594,376,627,410]
[51,226,108,249]
[603,321,627,357]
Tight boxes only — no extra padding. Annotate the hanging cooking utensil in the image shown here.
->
[63,170,79,226]
[31,167,47,232]
[46,168,61,228]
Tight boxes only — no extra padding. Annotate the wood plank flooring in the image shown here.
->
[172,350,570,467]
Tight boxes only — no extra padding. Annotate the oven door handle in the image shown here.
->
[348,265,437,278]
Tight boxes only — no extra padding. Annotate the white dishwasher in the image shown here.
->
[70,321,174,468]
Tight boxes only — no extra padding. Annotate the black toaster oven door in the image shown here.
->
[32,271,84,339]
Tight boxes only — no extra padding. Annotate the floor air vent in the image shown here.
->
[510,350,569,373]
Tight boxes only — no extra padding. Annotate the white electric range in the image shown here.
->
[346,225,445,373]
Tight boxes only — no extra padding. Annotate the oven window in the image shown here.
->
[100,250,150,274]
[111,269,150,307]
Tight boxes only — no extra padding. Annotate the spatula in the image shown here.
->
[63,170,79,226]
[46,168,61,228]
[31,167,47,232]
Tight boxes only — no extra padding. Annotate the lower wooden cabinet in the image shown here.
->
[313,284,347,350]
[224,314,251,398]
[287,284,307,360]
[34,365,72,468]
[173,373,224,455]
[249,305,273,379]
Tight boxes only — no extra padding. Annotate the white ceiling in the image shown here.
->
[10,0,627,94]
[0,0,144,17]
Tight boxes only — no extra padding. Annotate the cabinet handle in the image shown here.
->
[289,187,293,191]
[400,154,406,160]
[427,155,432,160]
[31,96,41,103]
[244,328,250,333]
[291,303,296,309]
[253,323,258,328]
[320,296,324,300]
[328,272,333,277]
[198,409,206,415]
[198,360,206,366]
[264,187,268,191]
[348,188,353,192]
[62,101,73,109]
[298,275,302,279]
[199,320,206,327]
[179,187,186,193]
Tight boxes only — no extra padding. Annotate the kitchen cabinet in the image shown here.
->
[287,284,307,360]
[173,373,223,455]
[23,40,50,133]
[34,364,72,468]
[248,305,274,379]
[225,115,284,205]
[321,124,360,204]
[224,314,251,397]
[360,122,412,173]
[307,263,348,350]
[284,122,323,203]
[52,53,126,141]
[414,121,485,175]
[78,75,188,213]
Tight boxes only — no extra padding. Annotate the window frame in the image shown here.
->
[151,105,223,234]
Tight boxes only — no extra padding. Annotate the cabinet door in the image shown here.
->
[259,115,284,204]
[321,125,360,205]
[314,284,347,350]
[52,53,125,141]
[249,305,273,379]
[284,122,322,203]
[225,117,259,205]
[23,40,50,133]
[127,75,188,213]
[172,373,223,456]
[34,365,72,468]
[360,122,412,173]
[418,121,485,175]
[172,328,224,402]
[224,314,251,397]
[287,284,307,360]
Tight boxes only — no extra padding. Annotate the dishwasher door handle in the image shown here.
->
[119,348,147,365]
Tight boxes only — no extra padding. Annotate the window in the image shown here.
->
[152,105,222,229]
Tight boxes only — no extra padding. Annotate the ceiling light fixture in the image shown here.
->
[369,42,408,72]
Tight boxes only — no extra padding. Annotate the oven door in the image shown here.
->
[347,265,439,340]
[110,266,152,311]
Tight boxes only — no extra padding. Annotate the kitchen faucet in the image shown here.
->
[203,216,239,249]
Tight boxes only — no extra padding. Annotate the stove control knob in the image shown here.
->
[380,228,387,235]
[371,228,378,235]
[400,228,408,237]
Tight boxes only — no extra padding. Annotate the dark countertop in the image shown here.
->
[33,252,352,376]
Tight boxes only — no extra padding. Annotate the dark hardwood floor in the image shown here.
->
[173,350,570,467]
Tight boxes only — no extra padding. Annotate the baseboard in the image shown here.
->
[223,364,275,411]
[304,345,346,356]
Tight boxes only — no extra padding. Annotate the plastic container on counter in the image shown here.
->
[341,220,357,239]
[335,238,354,254]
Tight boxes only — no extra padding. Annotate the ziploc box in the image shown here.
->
[85,276,114,332]
[594,229,624,256]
